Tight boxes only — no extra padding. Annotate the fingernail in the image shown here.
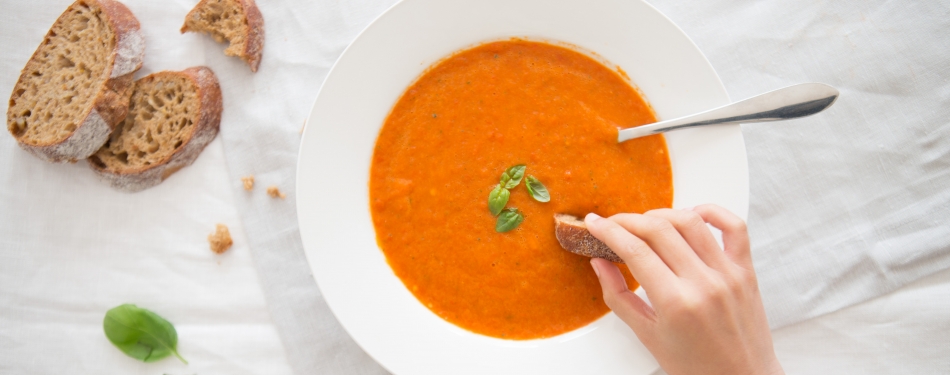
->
[585,212,602,223]
[590,259,601,277]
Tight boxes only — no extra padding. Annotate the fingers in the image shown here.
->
[644,209,730,272]
[693,204,752,269]
[608,213,707,277]
[590,258,656,333]
[585,213,677,291]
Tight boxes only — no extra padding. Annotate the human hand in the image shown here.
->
[585,205,783,375]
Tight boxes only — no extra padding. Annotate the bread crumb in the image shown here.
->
[241,175,255,190]
[208,224,233,254]
[267,185,286,199]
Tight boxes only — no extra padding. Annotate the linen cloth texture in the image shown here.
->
[208,0,397,374]
[0,1,296,373]
[0,0,392,373]
[651,0,950,329]
[1,0,947,374]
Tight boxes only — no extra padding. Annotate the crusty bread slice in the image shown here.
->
[554,214,624,263]
[88,67,222,192]
[6,0,145,163]
[181,0,264,72]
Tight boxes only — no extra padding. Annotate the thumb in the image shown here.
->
[591,258,657,336]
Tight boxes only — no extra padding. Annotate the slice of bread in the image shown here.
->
[88,67,222,192]
[554,214,625,263]
[181,0,264,72]
[7,0,145,163]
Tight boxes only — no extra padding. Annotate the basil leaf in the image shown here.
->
[103,304,188,364]
[525,175,550,202]
[501,164,526,189]
[488,184,510,216]
[495,208,525,232]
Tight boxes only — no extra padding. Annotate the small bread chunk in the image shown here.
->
[266,185,285,199]
[554,214,624,263]
[241,175,254,190]
[7,0,145,163]
[208,223,233,254]
[88,67,222,192]
[181,0,264,72]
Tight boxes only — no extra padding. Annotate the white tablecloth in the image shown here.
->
[659,0,950,330]
[1,0,947,374]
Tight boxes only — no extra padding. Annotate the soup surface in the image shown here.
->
[369,40,672,339]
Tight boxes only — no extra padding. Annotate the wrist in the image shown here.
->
[760,357,785,375]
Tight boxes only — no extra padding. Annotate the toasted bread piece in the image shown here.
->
[7,0,145,163]
[88,67,222,192]
[241,175,254,190]
[208,223,233,254]
[181,0,264,72]
[554,214,624,263]
[266,185,285,199]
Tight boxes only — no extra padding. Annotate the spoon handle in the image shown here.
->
[617,83,839,142]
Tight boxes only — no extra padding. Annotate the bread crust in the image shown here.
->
[241,0,264,72]
[181,0,264,72]
[8,0,145,163]
[89,67,223,192]
[554,214,625,263]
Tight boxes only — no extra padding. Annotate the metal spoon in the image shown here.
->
[617,83,839,142]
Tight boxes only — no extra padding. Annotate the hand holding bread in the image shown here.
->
[582,206,784,375]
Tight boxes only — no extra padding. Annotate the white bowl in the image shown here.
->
[297,0,748,373]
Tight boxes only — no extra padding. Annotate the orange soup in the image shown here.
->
[369,40,672,339]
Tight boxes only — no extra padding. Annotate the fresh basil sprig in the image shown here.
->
[525,175,550,202]
[488,184,510,216]
[495,208,525,232]
[486,165,550,232]
[500,164,526,189]
[103,304,187,364]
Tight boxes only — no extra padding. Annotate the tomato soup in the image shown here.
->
[369,40,672,339]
